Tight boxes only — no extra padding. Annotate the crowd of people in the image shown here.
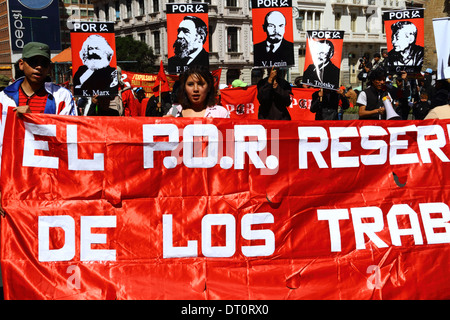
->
[0,41,449,125]
[353,51,450,120]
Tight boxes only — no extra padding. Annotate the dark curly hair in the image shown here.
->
[368,68,386,83]
[177,65,217,109]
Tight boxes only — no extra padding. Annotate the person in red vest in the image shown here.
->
[132,87,146,116]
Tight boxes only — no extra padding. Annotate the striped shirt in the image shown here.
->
[18,85,48,113]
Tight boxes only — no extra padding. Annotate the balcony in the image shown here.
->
[226,52,244,61]
[344,31,386,42]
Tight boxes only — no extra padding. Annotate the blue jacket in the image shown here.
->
[0,77,76,115]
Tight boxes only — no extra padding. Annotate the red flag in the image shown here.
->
[211,68,222,92]
[152,61,170,97]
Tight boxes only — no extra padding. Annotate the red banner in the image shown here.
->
[221,86,316,120]
[1,110,450,299]
[120,70,179,99]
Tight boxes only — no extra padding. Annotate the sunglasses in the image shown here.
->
[23,57,51,68]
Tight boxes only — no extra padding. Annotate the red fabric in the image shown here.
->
[152,61,170,97]
[140,97,149,117]
[220,86,316,120]
[121,88,140,117]
[211,68,222,92]
[120,70,178,97]
[1,110,450,299]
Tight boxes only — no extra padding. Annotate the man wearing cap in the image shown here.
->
[0,42,76,217]
[0,42,76,117]
[232,79,247,88]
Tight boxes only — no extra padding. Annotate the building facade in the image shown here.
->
[61,0,96,49]
[0,0,445,84]
[91,0,429,87]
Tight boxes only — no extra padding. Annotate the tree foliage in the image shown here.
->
[115,36,157,73]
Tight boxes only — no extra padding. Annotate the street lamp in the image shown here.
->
[22,16,48,42]
[292,7,304,31]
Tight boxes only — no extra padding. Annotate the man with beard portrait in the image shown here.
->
[168,16,209,74]
[73,34,118,96]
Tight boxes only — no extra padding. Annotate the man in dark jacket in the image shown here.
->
[357,68,393,120]
[257,67,292,120]
[310,87,349,120]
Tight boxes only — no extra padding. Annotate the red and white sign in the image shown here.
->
[221,86,316,120]
[1,109,450,299]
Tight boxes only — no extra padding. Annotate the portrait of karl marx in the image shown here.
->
[73,34,118,95]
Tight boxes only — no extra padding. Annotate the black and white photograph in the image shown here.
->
[302,31,344,90]
[71,22,118,96]
[167,3,209,74]
[383,9,425,73]
[251,0,294,68]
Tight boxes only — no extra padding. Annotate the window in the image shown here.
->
[335,13,341,30]
[139,0,145,16]
[104,5,109,21]
[126,0,132,19]
[227,27,239,53]
[314,12,321,29]
[307,12,313,30]
[251,69,263,85]
[227,0,237,7]
[351,13,357,32]
[152,0,159,12]
[226,69,240,84]
[115,1,120,20]
[296,10,305,31]
[153,31,161,55]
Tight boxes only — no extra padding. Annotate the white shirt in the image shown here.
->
[168,104,230,118]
